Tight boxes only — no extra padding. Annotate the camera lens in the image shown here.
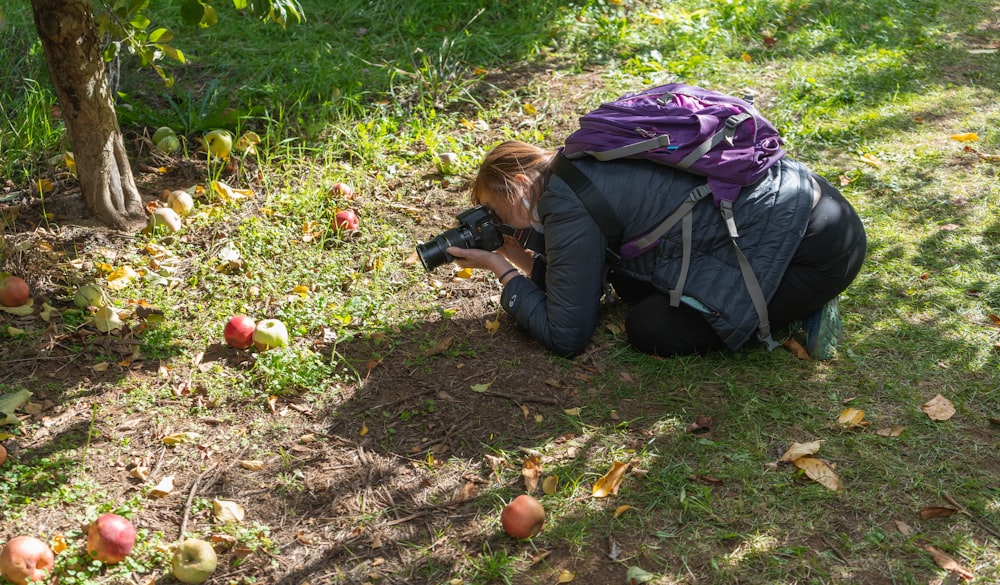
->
[416,225,476,271]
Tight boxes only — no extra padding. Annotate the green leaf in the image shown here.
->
[470,383,491,393]
[201,5,219,27]
[231,0,248,9]
[159,44,185,64]
[180,0,205,26]
[0,389,32,426]
[148,27,172,43]
[129,14,150,29]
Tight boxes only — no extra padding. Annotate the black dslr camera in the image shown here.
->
[416,205,505,271]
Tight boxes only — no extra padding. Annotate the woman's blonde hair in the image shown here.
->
[470,140,557,206]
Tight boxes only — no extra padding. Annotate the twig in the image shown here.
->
[943,492,1000,540]
[179,465,217,539]
[482,390,561,406]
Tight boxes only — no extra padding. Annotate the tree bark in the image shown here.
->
[30,0,147,231]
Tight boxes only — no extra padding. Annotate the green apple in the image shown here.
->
[151,207,182,233]
[252,318,289,351]
[152,126,176,144]
[204,129,233,159]
[171,538,217,585]
[156,134,181,153]
[74,283,105,309]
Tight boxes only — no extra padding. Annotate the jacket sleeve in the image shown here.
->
[499,189,607,357]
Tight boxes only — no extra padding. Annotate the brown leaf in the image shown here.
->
[783,337,810,359]
[686,415,713,433]
[837,408,869,428]
[876,425,905,437]
[922,394,956,421]
[778,440,823,463]
[922,546,975,580]
[455,481,479,502]
[522,455,542,493]
[919,506,958,520]
[792,457,843,492]
[592,461,629,498]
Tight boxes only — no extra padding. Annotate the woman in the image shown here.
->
[448,140,867,359]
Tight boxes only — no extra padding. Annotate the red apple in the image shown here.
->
[329,182,355,198]
[0,536,54,585]
[223,314,257,349]
[0,444,6,466]
[253,318,289,351]
[0,275,30,307]
[335,209,359,231]
[500,494,545,539]
[86,513,136,564]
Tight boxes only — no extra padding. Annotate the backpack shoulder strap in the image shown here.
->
[551,154,624,251]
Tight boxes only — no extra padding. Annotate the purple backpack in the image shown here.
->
[561,83,786,206]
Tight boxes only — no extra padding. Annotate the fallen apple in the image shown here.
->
[329,182,355,198]
[204,129,233,159]
[500,494,545,539]
[156,134,181,153]
[171,538,218,585]
[0,275,30,307]
[86,513,136,564]
[152,126,176,144]
[74,283,105,309]
[168,190,195,216]
[437,152,459,174]
[224,314,257,349]
[253,318,289,351]
[0,444,6,466]
[151,207,182,233]
[334,209,359,231]
[0,536,55,585]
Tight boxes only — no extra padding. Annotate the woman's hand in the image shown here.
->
[447,246,516,282]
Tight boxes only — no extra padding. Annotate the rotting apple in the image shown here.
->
[224,314,257,349]
[151,207,182,233]
[0,535,55,585]
[171,538,218,585]
[334,209,359,231]
[329,182,355,198]
[86,513,136,564]
[0,275,30,307]
[204,129,233,159]
[500,494,545,539]
[168,190,195,216]
[253,318,289,351]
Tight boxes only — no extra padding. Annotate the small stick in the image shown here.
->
[943,492,1000,540]
[179,465,216,539]
[483,390,561,405]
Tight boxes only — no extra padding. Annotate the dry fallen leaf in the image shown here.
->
[778,440,823,463]
[919,506,958,520]
[213,499,246,523]
[522,455,542,493]
[922,394,956,421]
[876,425,905,437]
[923,545,975,580]
[149,475,175,498]
[50,534,68,555]
[614,505,633,518]
[837,407,869,428]
[239,460,265,471]
[556,569,575,583]
[792,457,843,492]
[592,461,629,498]
[783,337,810,359]
[949,132,979,143]
[162,432,200,446]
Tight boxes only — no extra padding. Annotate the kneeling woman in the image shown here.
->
[448,140,867,359]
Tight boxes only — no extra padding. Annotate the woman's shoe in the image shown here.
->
[804,297,842,360]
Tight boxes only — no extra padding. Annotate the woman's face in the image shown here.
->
[481,175,533,229]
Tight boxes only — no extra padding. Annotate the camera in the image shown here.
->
[416,205,506,271]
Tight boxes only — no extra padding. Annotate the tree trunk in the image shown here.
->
[30,0,147,231]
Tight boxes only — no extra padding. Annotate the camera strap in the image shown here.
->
[500,225,545,252]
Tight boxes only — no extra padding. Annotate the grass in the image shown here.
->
[1,0,1000,584]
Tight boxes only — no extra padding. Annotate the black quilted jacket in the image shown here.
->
[499,156,815,356]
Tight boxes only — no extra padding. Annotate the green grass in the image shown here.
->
[2,0,1000,584]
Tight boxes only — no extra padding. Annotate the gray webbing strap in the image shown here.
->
[669,211,693,307]
[677,112,752,169]
[722,202,778,350]
[573,134,672,161]
[628,184,712,251]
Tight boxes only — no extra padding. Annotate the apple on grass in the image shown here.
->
[86,513,136,564]
[168,190,195,216]
[151,207,182,233]
[0,444,6,466]
[253,318,289,351]
[334,209,359,231]
[224,314,257,349]
[171,538,218,585]
[0,275,30,307]
[329,182,355,198]
[500,494,545,539]
[0,536,55,585]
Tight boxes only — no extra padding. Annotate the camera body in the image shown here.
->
[416,205,506,271]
